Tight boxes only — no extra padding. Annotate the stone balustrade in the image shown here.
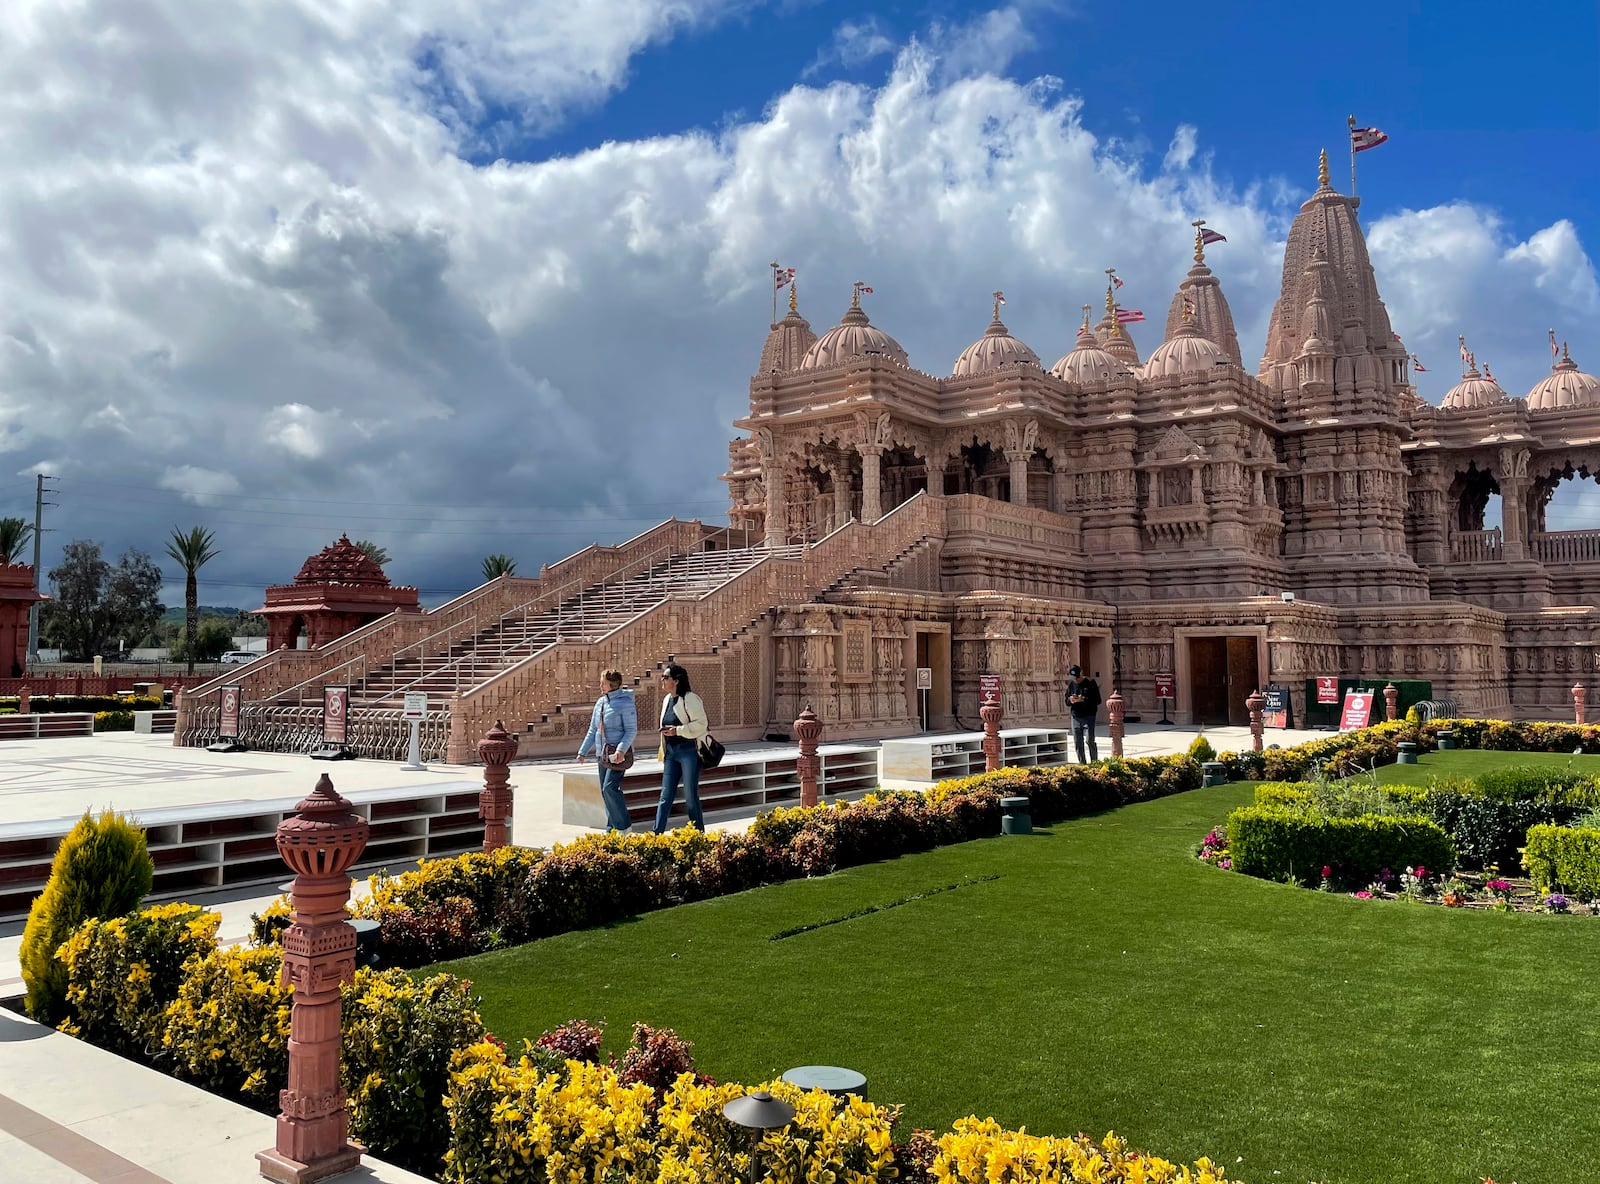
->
[1449,527,1503,564]
[1531,529,1600,564]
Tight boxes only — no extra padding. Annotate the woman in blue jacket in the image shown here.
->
[577,669,638,831]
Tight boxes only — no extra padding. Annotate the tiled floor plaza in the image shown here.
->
[0,723,1311,1183]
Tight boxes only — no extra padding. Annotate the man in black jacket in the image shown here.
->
[1065,664,1102,763]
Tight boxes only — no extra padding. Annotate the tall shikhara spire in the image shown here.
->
[1258,153,1408,408]
[1162,220,1242,366]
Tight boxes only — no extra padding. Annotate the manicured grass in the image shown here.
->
[438,769,1600,1184]
[1371,747,1600,785]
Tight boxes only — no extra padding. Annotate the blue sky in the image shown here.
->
[1,0,1597,607]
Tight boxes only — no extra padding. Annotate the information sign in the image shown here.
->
[323,685,349,745]
[1339,690,1374,732]
[220,685,241,737]
[1154,672,1175,700]
[403,692,428,721]
[916,667,933,690]
[978,674,1002,704]
[1262,684,1291,729]
[1316,676,1339,705]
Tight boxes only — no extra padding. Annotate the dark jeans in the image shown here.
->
[1072,715,1099,763]
[598,758,632,831]
[653,741,703,832]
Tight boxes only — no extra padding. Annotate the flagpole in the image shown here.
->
[770,262,781,323]
[1347,115,1358,197]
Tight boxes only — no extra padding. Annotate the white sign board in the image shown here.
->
[916,667,933,690]
[402,692,429,721]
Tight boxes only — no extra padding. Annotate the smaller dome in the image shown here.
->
[1527,344,1600,410]
[1050,324,1119,383]
[797,292,908,370]
[758,287,817,374]
[294,535,390,586]
[951,310,1040,377]
[1142,318,1227,379]
[1441,359,1507,410]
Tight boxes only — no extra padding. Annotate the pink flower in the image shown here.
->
[1322,865,1331,878]
[1415,866,1428,878]
[1355,891,1373,899]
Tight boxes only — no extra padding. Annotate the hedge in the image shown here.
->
[1523,825,1600,899]
[1227,806,1456,889]
[0,694,163,715]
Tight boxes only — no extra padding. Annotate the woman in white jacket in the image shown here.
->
[653,663,708,832]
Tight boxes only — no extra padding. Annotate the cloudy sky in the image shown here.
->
[2,0,1597,607]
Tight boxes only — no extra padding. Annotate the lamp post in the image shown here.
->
[722,1089,797,1184]
[794,705,822,808]
[477,721,519,852]
[1107,689,1125,757]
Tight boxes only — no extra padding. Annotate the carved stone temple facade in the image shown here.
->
[718,153,1600,729]
[176,151,1600,761]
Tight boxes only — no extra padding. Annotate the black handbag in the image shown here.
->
[696,732,726,769]
[597,699,635,770]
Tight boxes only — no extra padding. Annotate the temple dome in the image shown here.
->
[1440,361,1507,410]
[1093,311,1141,367]
[1164,230,1243,366]
[951,309,1040,377]
[758,289,818,374]
[1050,324,1118,383]
[294,535,391,586]
[797,294,908,370]
[1527,345,1600,410]
[1143,317,1228,379]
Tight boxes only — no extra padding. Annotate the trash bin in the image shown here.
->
[999,795,1032,835]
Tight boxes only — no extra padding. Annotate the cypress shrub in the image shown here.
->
[20,811,154,1023]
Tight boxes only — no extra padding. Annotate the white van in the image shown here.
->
[220,651,258,665]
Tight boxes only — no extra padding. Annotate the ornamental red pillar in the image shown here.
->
[17,685,28,714]
[257,775,369,1184]
[795,705,823,807]
[1107,690,1125,758]
[1574,684,1587,726]
[477,721,520,853]
[980,698,1004,773]
[1383,683,1398,722]
[1247,689,1265,753]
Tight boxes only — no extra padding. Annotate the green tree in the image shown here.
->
[481,553,517,581]
[164,526,220,674]
[169,619,232,663]
[354,540,390,569]
[0,516,33,565]
[41,542,164,659]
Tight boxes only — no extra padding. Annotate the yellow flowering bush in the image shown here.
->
[56,902,220,1056]
[161,945,290,1105]
[930,1119,1235,1184]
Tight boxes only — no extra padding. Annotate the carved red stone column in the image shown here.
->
[980,698,1004,772]
[1383,683,1398,722]
[795,705,823,807]
[1574,684,1587,726]
[1107,690,1125,758]
[477,721,520,853]
[17,685,28,714]
[1247,689,1265,753]
[257,775,369,1184]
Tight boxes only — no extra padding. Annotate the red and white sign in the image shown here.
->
[979,674,1002,704]
[1154,673,1175,700]
[916,667,933,691]
[1339,690,1374,732]
[323,685,349,745]
[1316,677,1339,705]
[402,692,428,721]
[220,685,241,737]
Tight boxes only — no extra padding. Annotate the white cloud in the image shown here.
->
[0,1,1595,600]
[804,17,898,78]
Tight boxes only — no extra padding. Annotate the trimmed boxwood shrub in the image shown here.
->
[1227,805,1456,888]
[1,694,163,715]
[1523,824,1600,899]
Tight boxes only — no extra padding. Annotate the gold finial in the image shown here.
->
[851,281,863,310]
[1318,148,1329,187]
[1081,303,1092,332]
[1104,268,1122,336]
[1192,218,1207,264]
[1563,340,1572,363]
[788,282,797,314]
[992,290,1005,321]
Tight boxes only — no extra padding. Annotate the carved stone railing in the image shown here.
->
[943,494,1083,553]
[179,701,452,761]
[1532,529,1600,564]
[445,493,945,761]
[1449,527,1503,564]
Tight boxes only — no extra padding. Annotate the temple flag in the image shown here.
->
[1350,125,1389,153]
[1112,275,1125,289]
[1551,328,1561,363]
[1200,228,1226,246]
[1116,308,1145,324]
[773,267,795,290]
[1411,355,1428,372]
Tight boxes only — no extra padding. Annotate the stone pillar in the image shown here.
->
[1107,690,1124,758]
[764,462,786,548]
[1383,683,1398,722]
[1574,684,1587,726]
[1247,689,1265,753]
[859,446,883,523]
[980,698,1004,772]
[17,685,28,714]
[795,705,822,807]
[924,455,947,497]
[257,775,369,1184]
[477,721,520,852]
[1006,451,1030,506]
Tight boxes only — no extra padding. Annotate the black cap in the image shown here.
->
[1069,664,1081,676]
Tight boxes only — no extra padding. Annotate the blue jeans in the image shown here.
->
[654,741,703,832]
[598,758,632,831]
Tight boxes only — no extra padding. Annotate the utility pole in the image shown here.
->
[26,473,54,664]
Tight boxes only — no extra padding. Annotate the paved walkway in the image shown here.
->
[0,719,1320,1183]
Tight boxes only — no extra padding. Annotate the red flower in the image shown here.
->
[1322,866,1331,878]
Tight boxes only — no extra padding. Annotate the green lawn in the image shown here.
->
[438,759,1600,1184]
[1371,746,1600,785]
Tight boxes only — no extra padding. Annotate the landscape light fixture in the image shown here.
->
[722,1089,797,1184]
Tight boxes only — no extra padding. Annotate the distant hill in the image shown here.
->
[160,605,258,623]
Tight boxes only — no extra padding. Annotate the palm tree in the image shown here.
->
[353,540,390,569]
[481,553,517,581]
[164,527,220,674]
[0,517,33,565]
